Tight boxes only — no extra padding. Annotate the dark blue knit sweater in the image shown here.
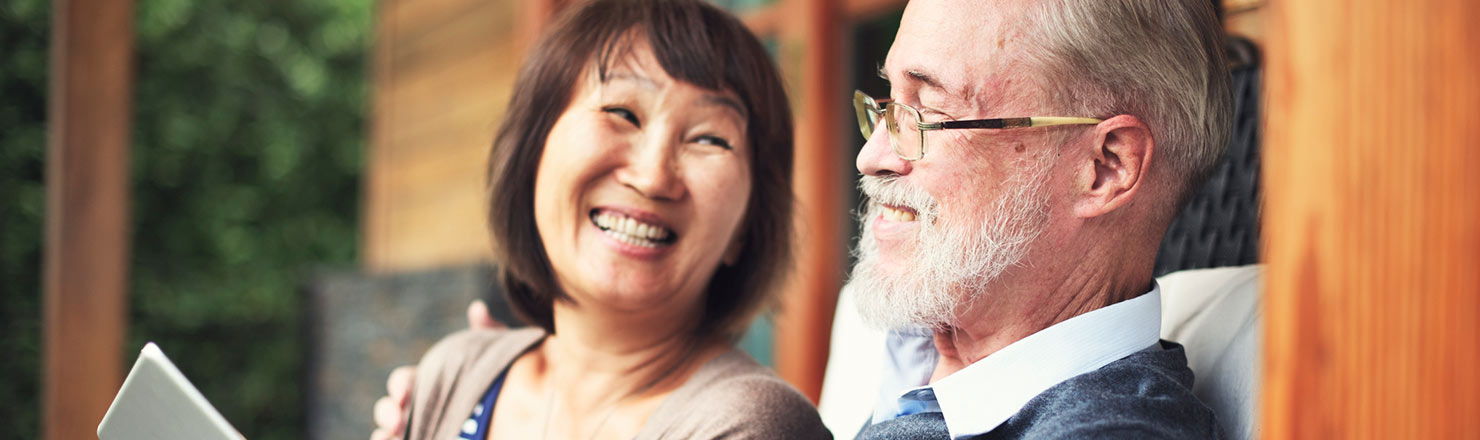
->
[860,341,1221,440]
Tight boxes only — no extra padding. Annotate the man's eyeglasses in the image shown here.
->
[853,90,1103,161]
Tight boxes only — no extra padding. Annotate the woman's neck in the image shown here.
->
[492,297,727,440]
[540,298,719,405]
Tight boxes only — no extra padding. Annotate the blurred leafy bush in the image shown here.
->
[0,0,51,437]
[1,0,370,438]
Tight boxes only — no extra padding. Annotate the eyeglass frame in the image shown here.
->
[853,90,1103,161]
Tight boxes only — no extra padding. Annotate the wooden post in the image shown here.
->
[773,0,847,403]
[43,0,134,438]
[1262,0,1480,438]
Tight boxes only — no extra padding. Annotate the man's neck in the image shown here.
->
[928,261,1153,383]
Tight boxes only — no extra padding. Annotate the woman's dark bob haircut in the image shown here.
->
[487,0,794,341]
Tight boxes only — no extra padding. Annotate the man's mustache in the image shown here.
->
[858,175,937,222]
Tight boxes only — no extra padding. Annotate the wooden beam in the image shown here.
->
[1262,0,1480,437]
[773,0,848,403]
[43,0,134,438]
[842,0,907,23]
[740,0,905,37]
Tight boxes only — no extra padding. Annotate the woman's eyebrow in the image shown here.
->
[702,95,748,121]
[604,71,660,89]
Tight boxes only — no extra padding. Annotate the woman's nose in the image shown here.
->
[615,136,686,201]
[856,123,913,177]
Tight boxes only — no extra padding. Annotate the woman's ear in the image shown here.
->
[1073,114,1154,219]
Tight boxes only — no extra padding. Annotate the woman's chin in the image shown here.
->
[565,283,685,312]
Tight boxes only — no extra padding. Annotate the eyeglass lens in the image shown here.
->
[885,104,923,160]
[853,91,925,160]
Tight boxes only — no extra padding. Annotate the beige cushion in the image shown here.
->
[1157,265,1263,440]
[819,265,1264,439]
[818,286,887,435]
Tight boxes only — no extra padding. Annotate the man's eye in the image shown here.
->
[922,108,953,120]
[694,135,733,150]
[602,107,640,127]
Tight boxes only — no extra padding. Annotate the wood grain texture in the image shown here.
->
[1262,0,1480,438]
[42,0,134,438]
[1223,1,1266,46]
[364,0,526,272]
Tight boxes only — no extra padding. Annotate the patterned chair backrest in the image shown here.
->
[1154,36,1263,277]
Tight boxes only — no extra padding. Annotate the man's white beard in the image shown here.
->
[847,165,1053,331]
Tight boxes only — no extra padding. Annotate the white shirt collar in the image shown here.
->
[885,284,1163,439]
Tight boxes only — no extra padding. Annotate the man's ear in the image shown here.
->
[1073,114,1153,219]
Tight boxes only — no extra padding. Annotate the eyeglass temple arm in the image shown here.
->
[934,116,1102,130]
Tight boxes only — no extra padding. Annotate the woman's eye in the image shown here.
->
[694,135,733,150]
[602,107,640,127]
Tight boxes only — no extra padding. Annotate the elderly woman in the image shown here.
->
[398,0,828,439]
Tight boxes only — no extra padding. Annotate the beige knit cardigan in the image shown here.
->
[404,327,832,440]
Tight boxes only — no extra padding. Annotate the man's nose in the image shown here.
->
[856,124,913,177]
[615,135,686,201]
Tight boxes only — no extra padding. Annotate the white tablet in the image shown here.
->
[97,342,242,440]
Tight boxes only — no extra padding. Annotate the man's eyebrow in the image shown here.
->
[882,63,956,98]
[907,69,947,93]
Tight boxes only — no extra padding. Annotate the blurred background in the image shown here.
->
[2,0,890,438]
[7,0,1480,439]
[4,0,368,438]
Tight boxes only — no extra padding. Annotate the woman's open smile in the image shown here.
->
[590,207,677,248]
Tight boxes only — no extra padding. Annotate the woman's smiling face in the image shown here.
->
[532,40,753,313]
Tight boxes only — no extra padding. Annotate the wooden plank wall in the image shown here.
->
[364,0,527,273]
[42,0,134,438]
[1261,0,1480,437]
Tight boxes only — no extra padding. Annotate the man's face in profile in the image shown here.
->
[846,0,1065,330]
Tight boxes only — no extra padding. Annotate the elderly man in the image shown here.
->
[375,0,1232,438]
[847,0,1231,438]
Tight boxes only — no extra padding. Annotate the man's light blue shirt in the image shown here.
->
[871,284,1164,440]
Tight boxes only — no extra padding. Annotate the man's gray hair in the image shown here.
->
[1023,0,1234,203]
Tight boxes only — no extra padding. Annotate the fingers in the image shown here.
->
[375,367,416,438]
[373,396,406,435]
[467,300,503,330]
[370,427,398,440]
[387,366,416,405]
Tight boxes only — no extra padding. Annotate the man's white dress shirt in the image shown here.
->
[870,284,1164,440]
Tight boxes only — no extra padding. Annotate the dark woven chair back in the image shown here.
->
[1154,36,1262,276]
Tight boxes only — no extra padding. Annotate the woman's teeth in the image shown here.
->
[592,212,673,247]
[881,205,917,222]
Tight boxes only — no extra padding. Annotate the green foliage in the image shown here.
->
[0,1,370,438]
[0,1,51,437]
[129,1,370,438]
